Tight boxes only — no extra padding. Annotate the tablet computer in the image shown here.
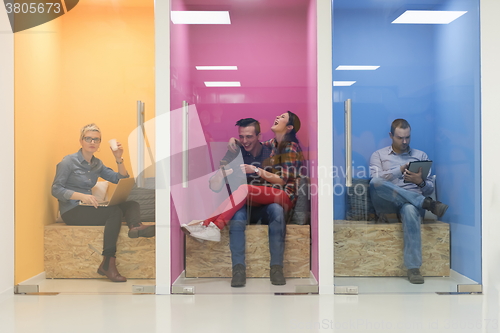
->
[404,160,432,183]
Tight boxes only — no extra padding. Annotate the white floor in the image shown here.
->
[2,275,497,333]
[172,272,318,294]
[335,271,479,294]
[1,284,499,333]
[35,278,156,294]
[25,272,476,295]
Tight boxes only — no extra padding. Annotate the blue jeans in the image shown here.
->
[369,178,425,269]
[229,203,286,268]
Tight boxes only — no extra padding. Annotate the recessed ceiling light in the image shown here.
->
[171,11,231,24]
[204,81,241,87]
[196,66,238,70]
[336,66,380,71]
[392,10,467,24]
[333,81,356,86]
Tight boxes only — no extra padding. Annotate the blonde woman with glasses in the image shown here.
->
[51,123,154,282]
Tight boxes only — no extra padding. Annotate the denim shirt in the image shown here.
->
[51,149,128,214]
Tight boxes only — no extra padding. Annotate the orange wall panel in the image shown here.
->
[14,4,154,284]
[15,18,63,283]
[58,5,155,171]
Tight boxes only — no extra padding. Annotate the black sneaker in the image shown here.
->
[407,268,424,284]
[270,265,286,285]
[231,264,246,288]
[422,197,448,218]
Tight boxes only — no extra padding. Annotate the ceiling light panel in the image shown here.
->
[171,11,231,24]
[336,66,380,70]
[204,82,241,87]
[196,66,238,70]
[392,10,467,24]
[333,81,356,86]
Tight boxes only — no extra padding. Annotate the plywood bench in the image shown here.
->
[44,222,155,279]
[334,220,450,277]
[185,225,310,278]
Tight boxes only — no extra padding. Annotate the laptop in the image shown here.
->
[79,177,135,207]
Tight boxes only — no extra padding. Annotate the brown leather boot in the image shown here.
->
[97,256,127,282]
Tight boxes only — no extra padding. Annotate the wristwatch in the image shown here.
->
[418,181,426,188]
[254,167,259,175]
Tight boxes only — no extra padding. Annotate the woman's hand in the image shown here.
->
[228,137,241,153]
[241,164,258,175]
[111,141,128,176]
[80,194,99,208]
[111,141,124,161]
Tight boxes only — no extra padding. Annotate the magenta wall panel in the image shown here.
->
[170,0,318,285]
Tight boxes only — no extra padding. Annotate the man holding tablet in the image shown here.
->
[369,118,448,284]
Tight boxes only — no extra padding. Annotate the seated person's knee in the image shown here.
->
[229,210,247,230]
[370,177,385,188]
[266,203,284,216]
[128,200,140,210]
[400,203,420,217]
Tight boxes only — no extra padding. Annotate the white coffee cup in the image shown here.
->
[108,139,118,151]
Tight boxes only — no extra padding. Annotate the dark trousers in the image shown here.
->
[62,201,140,257]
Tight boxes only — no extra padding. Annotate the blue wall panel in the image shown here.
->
[333,1,481,282]
[433,0,481,282]
[333,8,436,218]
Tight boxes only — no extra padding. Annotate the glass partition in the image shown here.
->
[15,0,155,293]
[333,0,481,293]
[169,0,319,294]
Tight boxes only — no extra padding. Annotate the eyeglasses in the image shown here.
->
[83,137,101,143]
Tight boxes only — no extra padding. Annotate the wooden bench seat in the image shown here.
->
[44,222,155,279]
[185,225,310,278]
[334,220,450,277]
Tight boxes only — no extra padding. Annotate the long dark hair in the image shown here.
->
[278,111,300,153]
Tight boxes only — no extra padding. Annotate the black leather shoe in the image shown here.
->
[270,265,286,285]
[231,264,246,287]
[128,223,155,238]
[422,197,448,218]
[407,268,424,284]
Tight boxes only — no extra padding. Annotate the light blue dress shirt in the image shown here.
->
[369,145,434,196]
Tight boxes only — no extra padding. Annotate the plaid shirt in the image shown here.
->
[260,138,303,205]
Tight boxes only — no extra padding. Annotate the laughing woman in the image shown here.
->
[181,111,303,242]
[51,123,154,282]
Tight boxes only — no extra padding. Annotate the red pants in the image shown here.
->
[203,185,292,229]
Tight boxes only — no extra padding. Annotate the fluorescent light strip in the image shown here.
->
[171,11,231,24]
[196,66,238,70]
[333,81,356,86]
[392,10,467,24]
[204,81,241,87]
[336,66,380,71]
